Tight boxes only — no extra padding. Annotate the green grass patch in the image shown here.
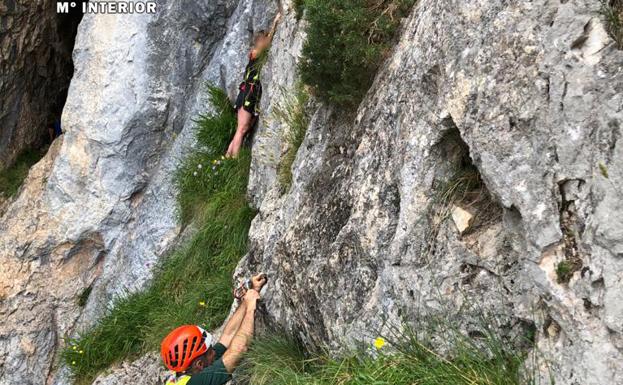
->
[600,0,623,49]
[299,0,415,108]
[555,259,582,284]
[239,323,532,385]
[274,83,311,193]
[62,86,256,384]
[0,148,46,198]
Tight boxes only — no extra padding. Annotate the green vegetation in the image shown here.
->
[556,261,573,283]
[556,259,582,284]
[274,83,311,192]
[294,0,306,19]
[62,86,255,384]
[0,148,46,198]
[76,286,93,308]
[599,162,609,179]
[176,86,238,224]
[239,325,532,385]
[600,0,623,49]
[299,0,415,107]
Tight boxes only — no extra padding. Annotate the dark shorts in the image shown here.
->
[235,82,262,117]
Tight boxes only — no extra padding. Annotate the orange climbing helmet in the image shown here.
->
[160,325,213,372]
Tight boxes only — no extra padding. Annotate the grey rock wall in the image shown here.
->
[243,1,623,385]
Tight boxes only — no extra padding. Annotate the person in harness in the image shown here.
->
[225,13,282,158]
[161,274,267,385]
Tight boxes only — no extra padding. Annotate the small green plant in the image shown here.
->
[0,148,46,198]
[76,286,93,307]
[556,261,572,283]
[600,0,623,49]
[62,86,256,384]
[299,0,415,107]
[274,83,311,192]
[556,259,581,284]
[599,162,609,178]
[239,322,532,385]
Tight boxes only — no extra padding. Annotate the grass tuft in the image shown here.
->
[599,162,609,179]
[274,83,311,193]
[600,0,623,49]
[0,148,46,198]
[299,0,416,108]
[76,286,93,308]
[61,86,255,384]
[239,322,532,385]
[555,260,581,284]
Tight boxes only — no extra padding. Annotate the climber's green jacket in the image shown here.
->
[165,343,230,385]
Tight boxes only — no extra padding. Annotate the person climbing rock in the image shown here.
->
[47,117,63,142]
[225,13,282,158]
[160,274,267,385]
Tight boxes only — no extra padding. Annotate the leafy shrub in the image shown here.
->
[62,86,256,384]
[299,0,415,107]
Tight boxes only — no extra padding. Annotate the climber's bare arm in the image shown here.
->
[267,12,282,40]
[222,290,259,373]
[218,274,266,347]
[218,301,246,348]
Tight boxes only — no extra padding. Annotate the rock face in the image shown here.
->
[243,1,623,385]
[0,0,81,168]
[1,1,623,385]
[0,0,278,384]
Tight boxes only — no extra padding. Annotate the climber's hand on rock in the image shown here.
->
[243,289,260,310]
[252,273,267,291]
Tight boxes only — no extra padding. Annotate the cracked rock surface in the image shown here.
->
[243,1,623,385]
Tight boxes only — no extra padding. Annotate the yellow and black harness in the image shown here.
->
[235,52,263,117]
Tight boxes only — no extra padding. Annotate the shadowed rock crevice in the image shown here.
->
[424,120,503,260]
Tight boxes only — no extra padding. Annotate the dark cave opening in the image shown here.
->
[49,0,87,132]
[0,1,86,196]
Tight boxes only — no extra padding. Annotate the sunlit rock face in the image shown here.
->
[1,1,623,385]
[244,1,623,385]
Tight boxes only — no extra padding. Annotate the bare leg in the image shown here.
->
[226,108,253,158]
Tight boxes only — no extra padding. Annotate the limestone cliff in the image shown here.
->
[1,1,622,385]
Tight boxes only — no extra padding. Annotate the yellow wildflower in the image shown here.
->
[373,337,386,350]
[199,301,206,306]
[79,350,84,354]
[72,346,77,350]
[72,361,76,365]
